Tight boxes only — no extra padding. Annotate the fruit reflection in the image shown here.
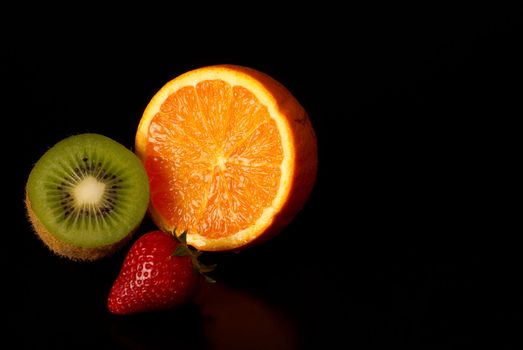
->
[195,282,298,350]
[107,282,297,349]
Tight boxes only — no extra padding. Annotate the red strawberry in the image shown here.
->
[107,230,214,315]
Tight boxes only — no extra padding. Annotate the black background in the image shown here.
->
[2,5,521,349]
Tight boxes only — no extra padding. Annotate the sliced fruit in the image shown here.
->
[25,133,150,260]
[136,65,317,251]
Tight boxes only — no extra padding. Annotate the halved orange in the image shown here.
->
[135,65,317,251]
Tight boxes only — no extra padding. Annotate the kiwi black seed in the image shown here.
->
[25,133,150,261]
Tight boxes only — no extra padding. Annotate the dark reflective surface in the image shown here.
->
[4,7,521,348]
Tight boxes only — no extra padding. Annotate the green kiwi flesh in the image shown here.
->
[25,133,150,260]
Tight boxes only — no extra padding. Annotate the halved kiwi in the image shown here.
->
[25,133,150,261]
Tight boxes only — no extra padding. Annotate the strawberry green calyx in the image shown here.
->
[171,230,216,283]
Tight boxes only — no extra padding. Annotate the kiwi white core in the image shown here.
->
[74,176,106,205]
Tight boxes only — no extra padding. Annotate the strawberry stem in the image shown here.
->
[171,229,216,283]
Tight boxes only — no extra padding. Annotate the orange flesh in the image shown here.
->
[145,80,283,239]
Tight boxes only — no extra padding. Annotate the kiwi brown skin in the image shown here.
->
[25,193,135,261]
